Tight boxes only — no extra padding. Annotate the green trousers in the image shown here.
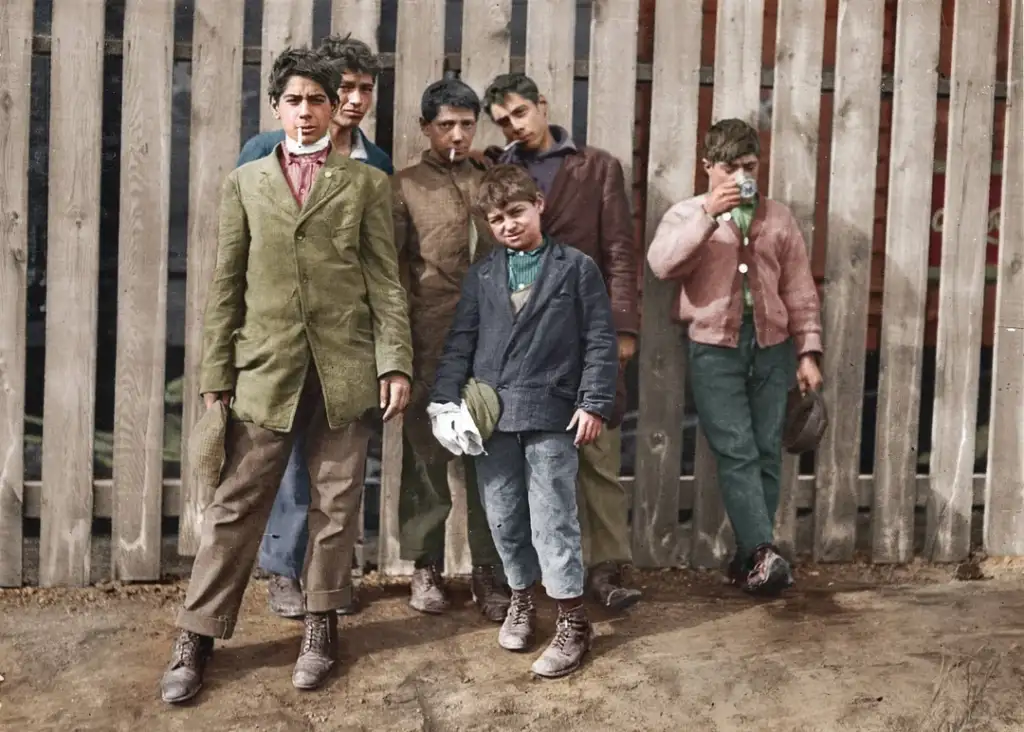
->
[688,316,795,557]
[398,408,500,566]
[578,426,632,567]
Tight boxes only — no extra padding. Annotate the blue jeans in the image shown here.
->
[474,431,584,599]
[258,435,311,579]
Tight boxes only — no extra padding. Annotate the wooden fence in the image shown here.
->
[0,0,1021,587]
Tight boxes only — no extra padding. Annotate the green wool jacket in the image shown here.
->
[200,147,413,431]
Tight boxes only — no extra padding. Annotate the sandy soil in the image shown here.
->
[2,559,1023,732]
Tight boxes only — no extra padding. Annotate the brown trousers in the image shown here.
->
[177,370,369,639]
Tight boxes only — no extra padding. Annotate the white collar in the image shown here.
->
[284,132,330,155]
[349,129,368,161]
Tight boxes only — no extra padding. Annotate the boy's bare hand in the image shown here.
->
[617,334,637,364]
[380,373,411,422]
[797,355,823,394]
[567,409,603,447]
[203,391,232,410]
[703,179,743,217]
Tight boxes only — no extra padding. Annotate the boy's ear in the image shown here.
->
[535,194,546,216]
[701,157,712,174]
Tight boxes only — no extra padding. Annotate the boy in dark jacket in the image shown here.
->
[431,165,618,678]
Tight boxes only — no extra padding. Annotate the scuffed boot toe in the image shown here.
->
[292,612,338,690]
[160,630,213,704]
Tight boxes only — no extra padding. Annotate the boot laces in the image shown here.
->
[552,610,586,650]
[172,631,202,668]
[508,592,534,628]
[301,614,329,655]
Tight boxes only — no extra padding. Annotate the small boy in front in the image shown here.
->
[431,164,618,678]
[647,118,823,596]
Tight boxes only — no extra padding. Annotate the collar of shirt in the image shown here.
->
[350,129,369,161]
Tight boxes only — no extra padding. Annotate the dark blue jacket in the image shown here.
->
[235,127,394,174]
[431,239,618,433]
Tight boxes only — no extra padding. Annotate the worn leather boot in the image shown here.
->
[267,574,305,619]
[292,612,338,690]
[471,565,511,622]
[531,605,594,678]
[160,630,214,704]
[409,563,449,614]
[589,561,642,612]
[497,589,536,651]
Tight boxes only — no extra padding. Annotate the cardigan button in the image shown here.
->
[738,263,749,274]
[721,212,732,222]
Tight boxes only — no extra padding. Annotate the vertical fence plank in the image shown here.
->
[392,0,444,170]
[524,0,575,131]
[927,0,1000,561]
[767,0,827,560]
[0,0,33,588]
[587,0,639,185]
[39,0,106,587]
[461,0,512,151]
[259,0,315,133]
[633,0,703,568]
[379,0,445,576]
[691,0,765,569]
[331,0,382,139]
[870,0,942,564]
[813,0,884,563]
[112,0,174,581]
[985,0,1024,556]
[179,0,246,556]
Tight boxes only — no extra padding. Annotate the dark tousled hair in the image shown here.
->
[268,47,340,106]
[482,73,541,119]
[317,33,382,78]
[703,118,761,164]
[474,164,541,215]
[420,78,481,122]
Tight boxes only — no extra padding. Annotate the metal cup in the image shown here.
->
[734,171,758,201]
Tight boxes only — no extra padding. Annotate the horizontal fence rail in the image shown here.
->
[1,0,1021,587]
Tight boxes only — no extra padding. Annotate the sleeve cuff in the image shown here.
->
[794,332,823,357]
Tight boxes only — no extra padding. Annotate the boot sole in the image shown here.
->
[161,682,202,705]
[270,607,306,620]
[605,591,642,613]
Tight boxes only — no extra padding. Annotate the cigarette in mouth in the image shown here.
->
[449,148,455,162]
[298,128,303,147]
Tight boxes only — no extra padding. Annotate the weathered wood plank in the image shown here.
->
[984,0,1024,556]
[587,0,639,184]
[691,0,765,569]
[813,0,885,563]
[926,0,1000,563]
[524,0,575,130]
[711,0,765,124]
[377,0,445,577]
[443,460,472,577]
[330,0,382,139]
[39,0,106,587]
[0,0,33,588]
[111,0,174,581]
[870,0,942,564]
[633,0,702,568]
[461,0,512,151]
[391,0,444,170]
[259,0,315,132]
[179,0,246,556]
[767,0,827,560]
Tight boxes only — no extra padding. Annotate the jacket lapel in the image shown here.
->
[478,250,516,329]
[297,151,351,227]
[510,243,571,339]
[542,153,582,229]
[257,149,300,218]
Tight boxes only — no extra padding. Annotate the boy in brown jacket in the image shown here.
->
[647,118,823,595]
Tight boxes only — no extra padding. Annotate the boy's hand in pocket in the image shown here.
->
[568,409,604,447]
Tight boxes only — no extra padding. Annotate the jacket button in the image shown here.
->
[738,263,749,274]
[296,233,305,241]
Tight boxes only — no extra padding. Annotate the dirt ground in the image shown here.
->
[2,559,1024,732]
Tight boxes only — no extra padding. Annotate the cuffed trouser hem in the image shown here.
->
[177,609,234,640]
[542,580,585,600]
[304,585,353,613]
